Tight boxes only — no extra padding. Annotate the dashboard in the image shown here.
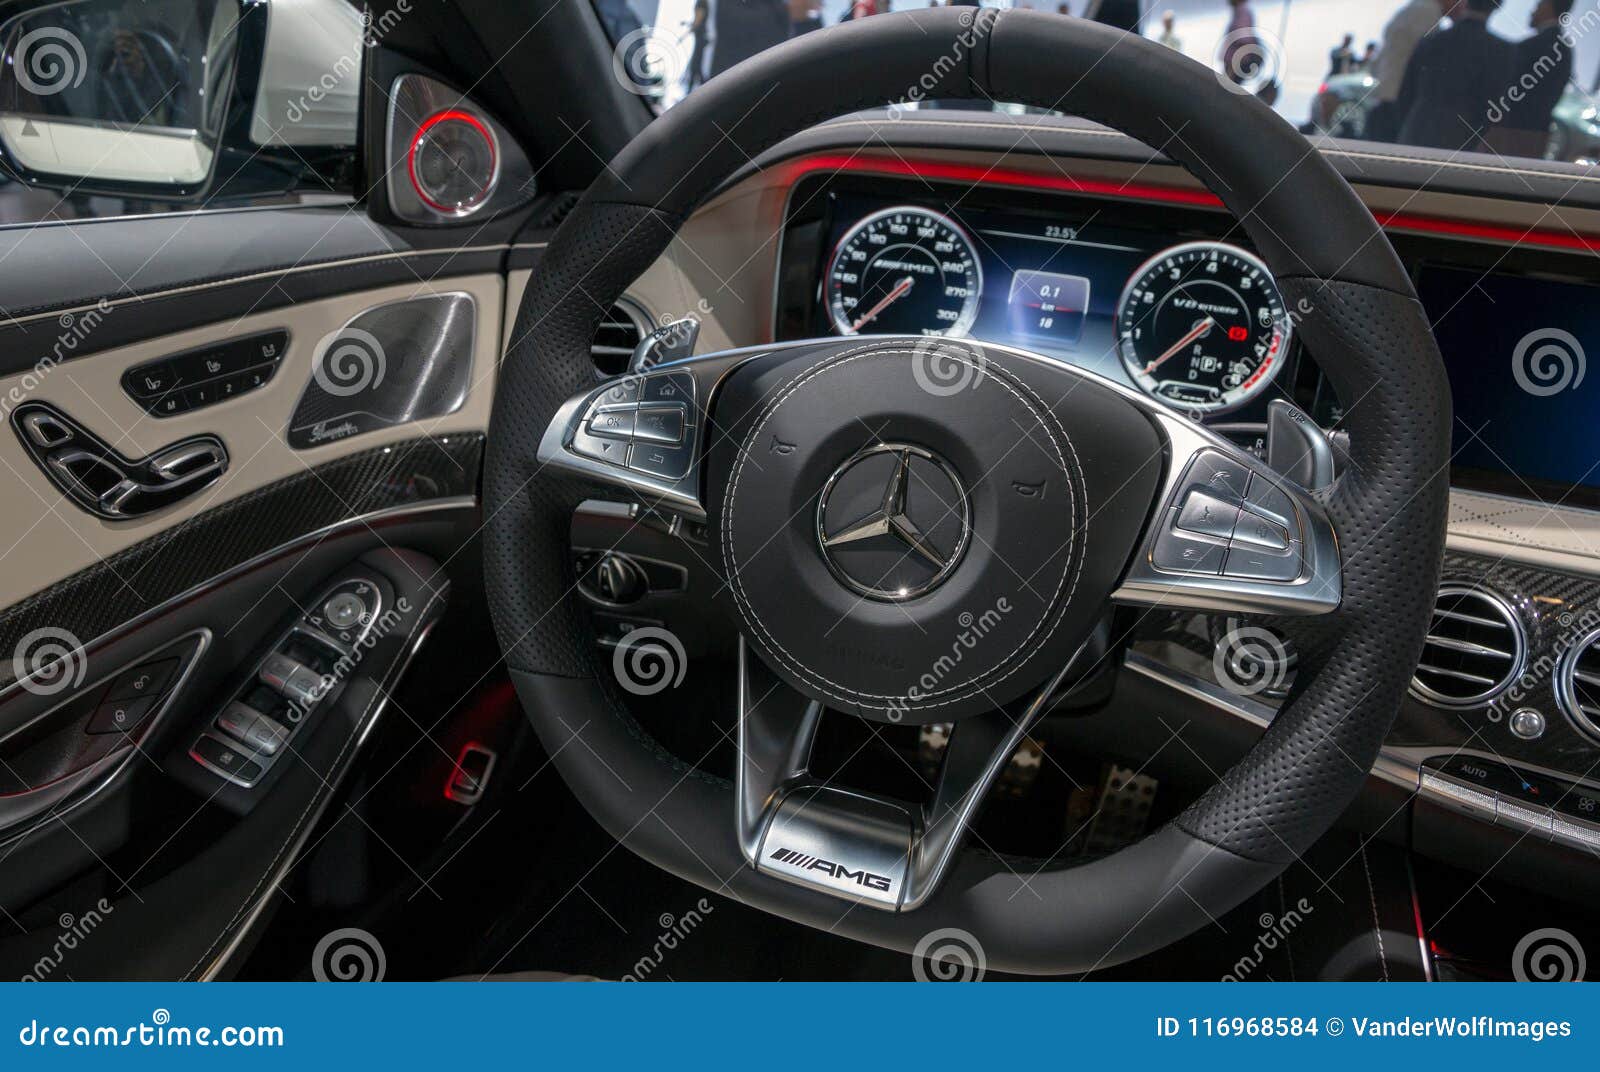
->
[775,170,1600,512]
[780,182,1295,419]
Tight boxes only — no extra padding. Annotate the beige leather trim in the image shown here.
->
[1448,489,1600,576]
[0,274,501,611]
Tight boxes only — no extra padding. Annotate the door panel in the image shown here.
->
[0,275,501,620]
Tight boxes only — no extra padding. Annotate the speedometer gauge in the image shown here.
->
[826,206,982,338]
[1114,241,1291,414]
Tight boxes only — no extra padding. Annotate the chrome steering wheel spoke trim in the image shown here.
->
[1112,408,1342,617]
[735,635,1093,912]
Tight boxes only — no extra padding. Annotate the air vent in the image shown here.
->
[1556,627,1600,743]
[1409,586,1525,708]
[591,299,651,376]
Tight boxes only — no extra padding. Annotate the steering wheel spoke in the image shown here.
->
[736,635,1092,912]
[1113,410,1342,617]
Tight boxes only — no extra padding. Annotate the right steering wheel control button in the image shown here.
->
[1223,543,1303,581]
[1232,508,1292,551]
[1185,450,1251,501]
[1175,490,1240,541]
[1153,516,1227,574]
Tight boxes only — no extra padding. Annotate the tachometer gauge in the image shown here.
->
[1115,241,1291,414]
[826,206,982,338]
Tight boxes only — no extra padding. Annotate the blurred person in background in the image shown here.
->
[1488,0,1574,155]
[1394,0,1508,151]
[789,0,824,34]
[1356,40,1378,70]
[1158,9,1183,50]
[1328,33,1357,76]
[1220,0,1262,87]
[1365,0,1449,141]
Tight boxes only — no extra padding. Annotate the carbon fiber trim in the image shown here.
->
[1389,549,1600,777]
[0,434,482,690]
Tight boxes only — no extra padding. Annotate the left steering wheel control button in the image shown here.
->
[633,405,686,443]
[641,371,694,404]
[628,441,694,479]
[1152,517,1227,574]
[587,407,636,438]
[570,427,628,464]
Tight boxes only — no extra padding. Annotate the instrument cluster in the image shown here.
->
[804,190,1296,418]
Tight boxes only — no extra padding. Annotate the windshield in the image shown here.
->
[598,0,1600,164]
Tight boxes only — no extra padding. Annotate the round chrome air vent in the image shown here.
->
[1556,626,1600,743]
[1409,585,1526,709]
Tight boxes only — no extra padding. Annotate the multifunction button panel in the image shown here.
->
[122,330,287,417]
[1422,753,1600,853]
[190,576,386,792]
[1152,450,1307,583]
[568,371,696,480]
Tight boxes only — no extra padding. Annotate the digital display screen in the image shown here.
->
[1416,265,1600,495]
[820,193,1157,386]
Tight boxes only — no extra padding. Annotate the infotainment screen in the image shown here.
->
[1415,265,1600,500]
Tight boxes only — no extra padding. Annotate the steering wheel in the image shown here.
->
[484,8,1451,974]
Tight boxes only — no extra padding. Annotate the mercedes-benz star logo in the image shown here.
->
[816,444,970,601]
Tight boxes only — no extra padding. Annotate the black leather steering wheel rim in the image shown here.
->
[484,8,1451,973]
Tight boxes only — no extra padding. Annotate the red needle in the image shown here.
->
[851,276,914,331]
[1143,316,1216,374]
